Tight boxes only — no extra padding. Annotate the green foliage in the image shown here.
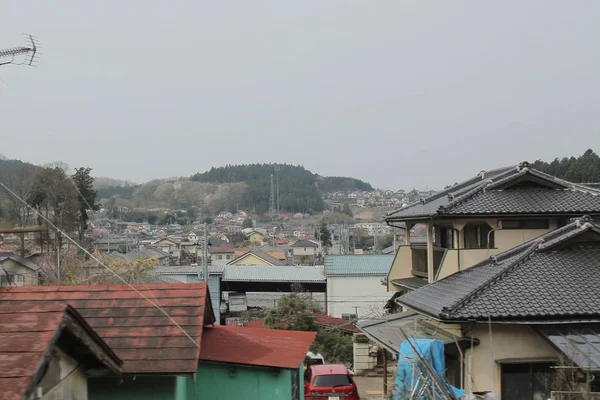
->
[342,203,353,216]
[191,164,327,214]
[265,293,354,365]
[311,329,354,365]
[242,217,253,229]
[531,149,600,182]
[265,293,316,331]
[317,220,332,247]
[318,176,374,192]
[96,185,137,199]
[72,167,100,242]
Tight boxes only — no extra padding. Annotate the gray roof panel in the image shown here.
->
[222,265,325,282]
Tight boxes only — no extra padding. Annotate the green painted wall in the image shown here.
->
[185,362,303,400]
[89,376,180,400]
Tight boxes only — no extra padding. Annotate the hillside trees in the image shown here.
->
[532,149,600,182]
[72,167,100,243]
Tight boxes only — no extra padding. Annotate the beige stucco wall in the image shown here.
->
[230,253,273,266]
[466,324,558,395]
[327,276,389,318]
[387,246,413,291]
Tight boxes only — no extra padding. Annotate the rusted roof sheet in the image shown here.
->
[200,326,316,369]
[0,283,214,375]
[0,303,120,400]
[245,313,359,334]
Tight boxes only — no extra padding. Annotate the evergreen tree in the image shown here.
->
[72,167,100,243]
[317,220,332,247]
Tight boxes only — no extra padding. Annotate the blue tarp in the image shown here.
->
[394,339,464,400]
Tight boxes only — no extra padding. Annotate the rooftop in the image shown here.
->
[199,325,316,369]
[222,265,325,282]
[0,283,214,375]
[399,218,600,323]
[0,304,121,399]
[228,250,286,266]
[324,255,394,276]
[386,164,600,222]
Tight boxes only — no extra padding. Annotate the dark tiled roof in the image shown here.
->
[399,220,600,322]
[200,325,316,369]
[292,239,318,248]
[0,283,214,375]
[445,188,600,215]
[385,166,600,221]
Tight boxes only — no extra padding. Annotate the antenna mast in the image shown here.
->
[0,35,40,67]
[269,173,275,220]
[275,164,280,218]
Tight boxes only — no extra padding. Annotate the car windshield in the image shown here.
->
[313,374,352,387]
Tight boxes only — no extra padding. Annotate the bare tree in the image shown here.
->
[0,160,39,256]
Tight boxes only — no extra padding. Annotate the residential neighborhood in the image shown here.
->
[3,2,600,398]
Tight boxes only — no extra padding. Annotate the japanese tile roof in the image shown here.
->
[245,313,359,334]
[0,283,215,375]
[0,304,121,400]
[199,325,316,369]
[292,239,318,248]
[228,250,286,266]
[399,219,600,322]
[208,244,235,254]
[208,239,235,248]
[324,255,394,276]
[0,251,40,271]
[222,265,325,282]
[385,165,600,221]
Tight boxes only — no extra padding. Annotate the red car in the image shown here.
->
[304,364,359,400]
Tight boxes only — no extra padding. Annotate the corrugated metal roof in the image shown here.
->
[324,255,394,276]
[0,283,213,375]
[222,265,325,282]
[200,325,316,369]
[152,265,225,275]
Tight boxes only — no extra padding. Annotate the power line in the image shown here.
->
[0,181,199,349]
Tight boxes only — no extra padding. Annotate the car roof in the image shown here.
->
[310,364,349,375]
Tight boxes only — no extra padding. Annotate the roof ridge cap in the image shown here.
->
[441,240,542,319]
[440,181,490,212]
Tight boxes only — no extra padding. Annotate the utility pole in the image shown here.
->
[202,223,208,283]
[269,174,275,220]
[275,165,280,218]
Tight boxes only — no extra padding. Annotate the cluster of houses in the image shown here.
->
[2,161,600,398]
[361,161,600,398]
[325,187,437,208]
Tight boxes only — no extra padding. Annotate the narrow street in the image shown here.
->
[354,375,390,400]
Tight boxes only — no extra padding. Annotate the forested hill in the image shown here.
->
[190,164,374,214]
[531,149,600,183]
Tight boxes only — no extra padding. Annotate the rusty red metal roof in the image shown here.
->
[0,303,120,400]
[0,283,214,375]
[200,325,316,369]
[245,313,359,334]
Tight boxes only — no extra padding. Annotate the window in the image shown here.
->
[312,374,352,387]
[439,227,454,249]
[463,223,494,249]
[216,255,222,260]
[0,274,24,287]
[226,255,233,260]
[501,362,554,400]
[501,220,549,230]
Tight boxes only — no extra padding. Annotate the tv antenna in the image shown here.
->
[0,34,40,67]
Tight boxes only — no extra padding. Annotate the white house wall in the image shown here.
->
[326,276,389,318]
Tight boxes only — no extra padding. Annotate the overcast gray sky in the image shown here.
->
[1,1,599,190]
